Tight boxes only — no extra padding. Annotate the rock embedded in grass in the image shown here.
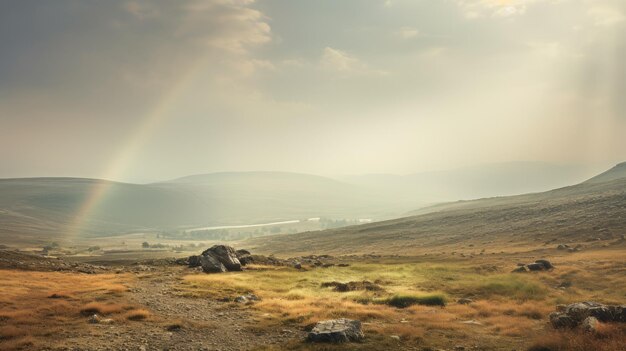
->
[512,259,554,273]
[307,319,364,343]
[549,302,626,329]
[201,245,242,271]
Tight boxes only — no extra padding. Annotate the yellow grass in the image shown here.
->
[0,269,136,351]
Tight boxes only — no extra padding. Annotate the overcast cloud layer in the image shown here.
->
[1,0,624,182]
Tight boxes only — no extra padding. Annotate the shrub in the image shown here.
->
[125,309,150,321]
[383,294,447,308]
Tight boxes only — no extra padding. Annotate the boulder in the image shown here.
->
[199,255,227,273]
[526,263,545,271]
[307,319,364,343]
[535,259,554,270]
[201,245,242,271]
[188,255,202,268]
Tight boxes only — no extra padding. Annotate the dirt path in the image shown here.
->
[57,266,304,351]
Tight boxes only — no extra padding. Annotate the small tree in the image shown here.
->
[142,242,150,249]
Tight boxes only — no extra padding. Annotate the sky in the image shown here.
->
[0,0,625,183]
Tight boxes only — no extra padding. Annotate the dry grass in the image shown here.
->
[528,323,626,351]
[180,262,543,349]
[180,249,626,350]
[125,309,151,321]
[0,269,137,350]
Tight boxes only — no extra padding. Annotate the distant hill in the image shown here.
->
[244,162,626,256]
[0,172,409,244]
[584,161,626,184]
[0,163,617,246]
[338,162,597,202]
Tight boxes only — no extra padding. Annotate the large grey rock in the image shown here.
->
[202,245,242,271]
[307,319,364,343]
[199,254,227,273]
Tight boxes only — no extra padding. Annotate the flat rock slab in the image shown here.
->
[307,319,364,343]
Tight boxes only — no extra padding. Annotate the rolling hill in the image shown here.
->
[0,172,414,244]
[243,162,626,256]
[338,162,598,202]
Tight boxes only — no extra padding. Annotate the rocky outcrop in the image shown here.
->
[549,302,626,329]
[307,319,364,343]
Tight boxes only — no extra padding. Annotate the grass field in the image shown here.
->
[0,270,144,350]
[178,248,626,350]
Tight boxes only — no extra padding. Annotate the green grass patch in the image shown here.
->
[380,293,448,308]
[473,275,547,300]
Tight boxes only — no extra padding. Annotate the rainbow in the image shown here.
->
[67,57,208,240]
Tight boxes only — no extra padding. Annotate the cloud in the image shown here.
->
[587,5,625,27]
[395,26,420,39]
[457,0,538,19]
[321,47,362,72]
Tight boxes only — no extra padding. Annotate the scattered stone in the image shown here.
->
[307,319,364,343]
[390,335,400,341]
[457,298,474,305]
[513,259,554,272]
[88,314,114,325]
[556,244,569,250]
[88,314,101,324]
[235,293,260,303]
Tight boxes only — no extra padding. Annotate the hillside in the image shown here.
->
[338,162,597,202]
[243,163,626,256]
[0,172,413,244]
[584,161,626,184]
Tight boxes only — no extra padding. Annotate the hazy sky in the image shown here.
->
[1,0,624,182]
